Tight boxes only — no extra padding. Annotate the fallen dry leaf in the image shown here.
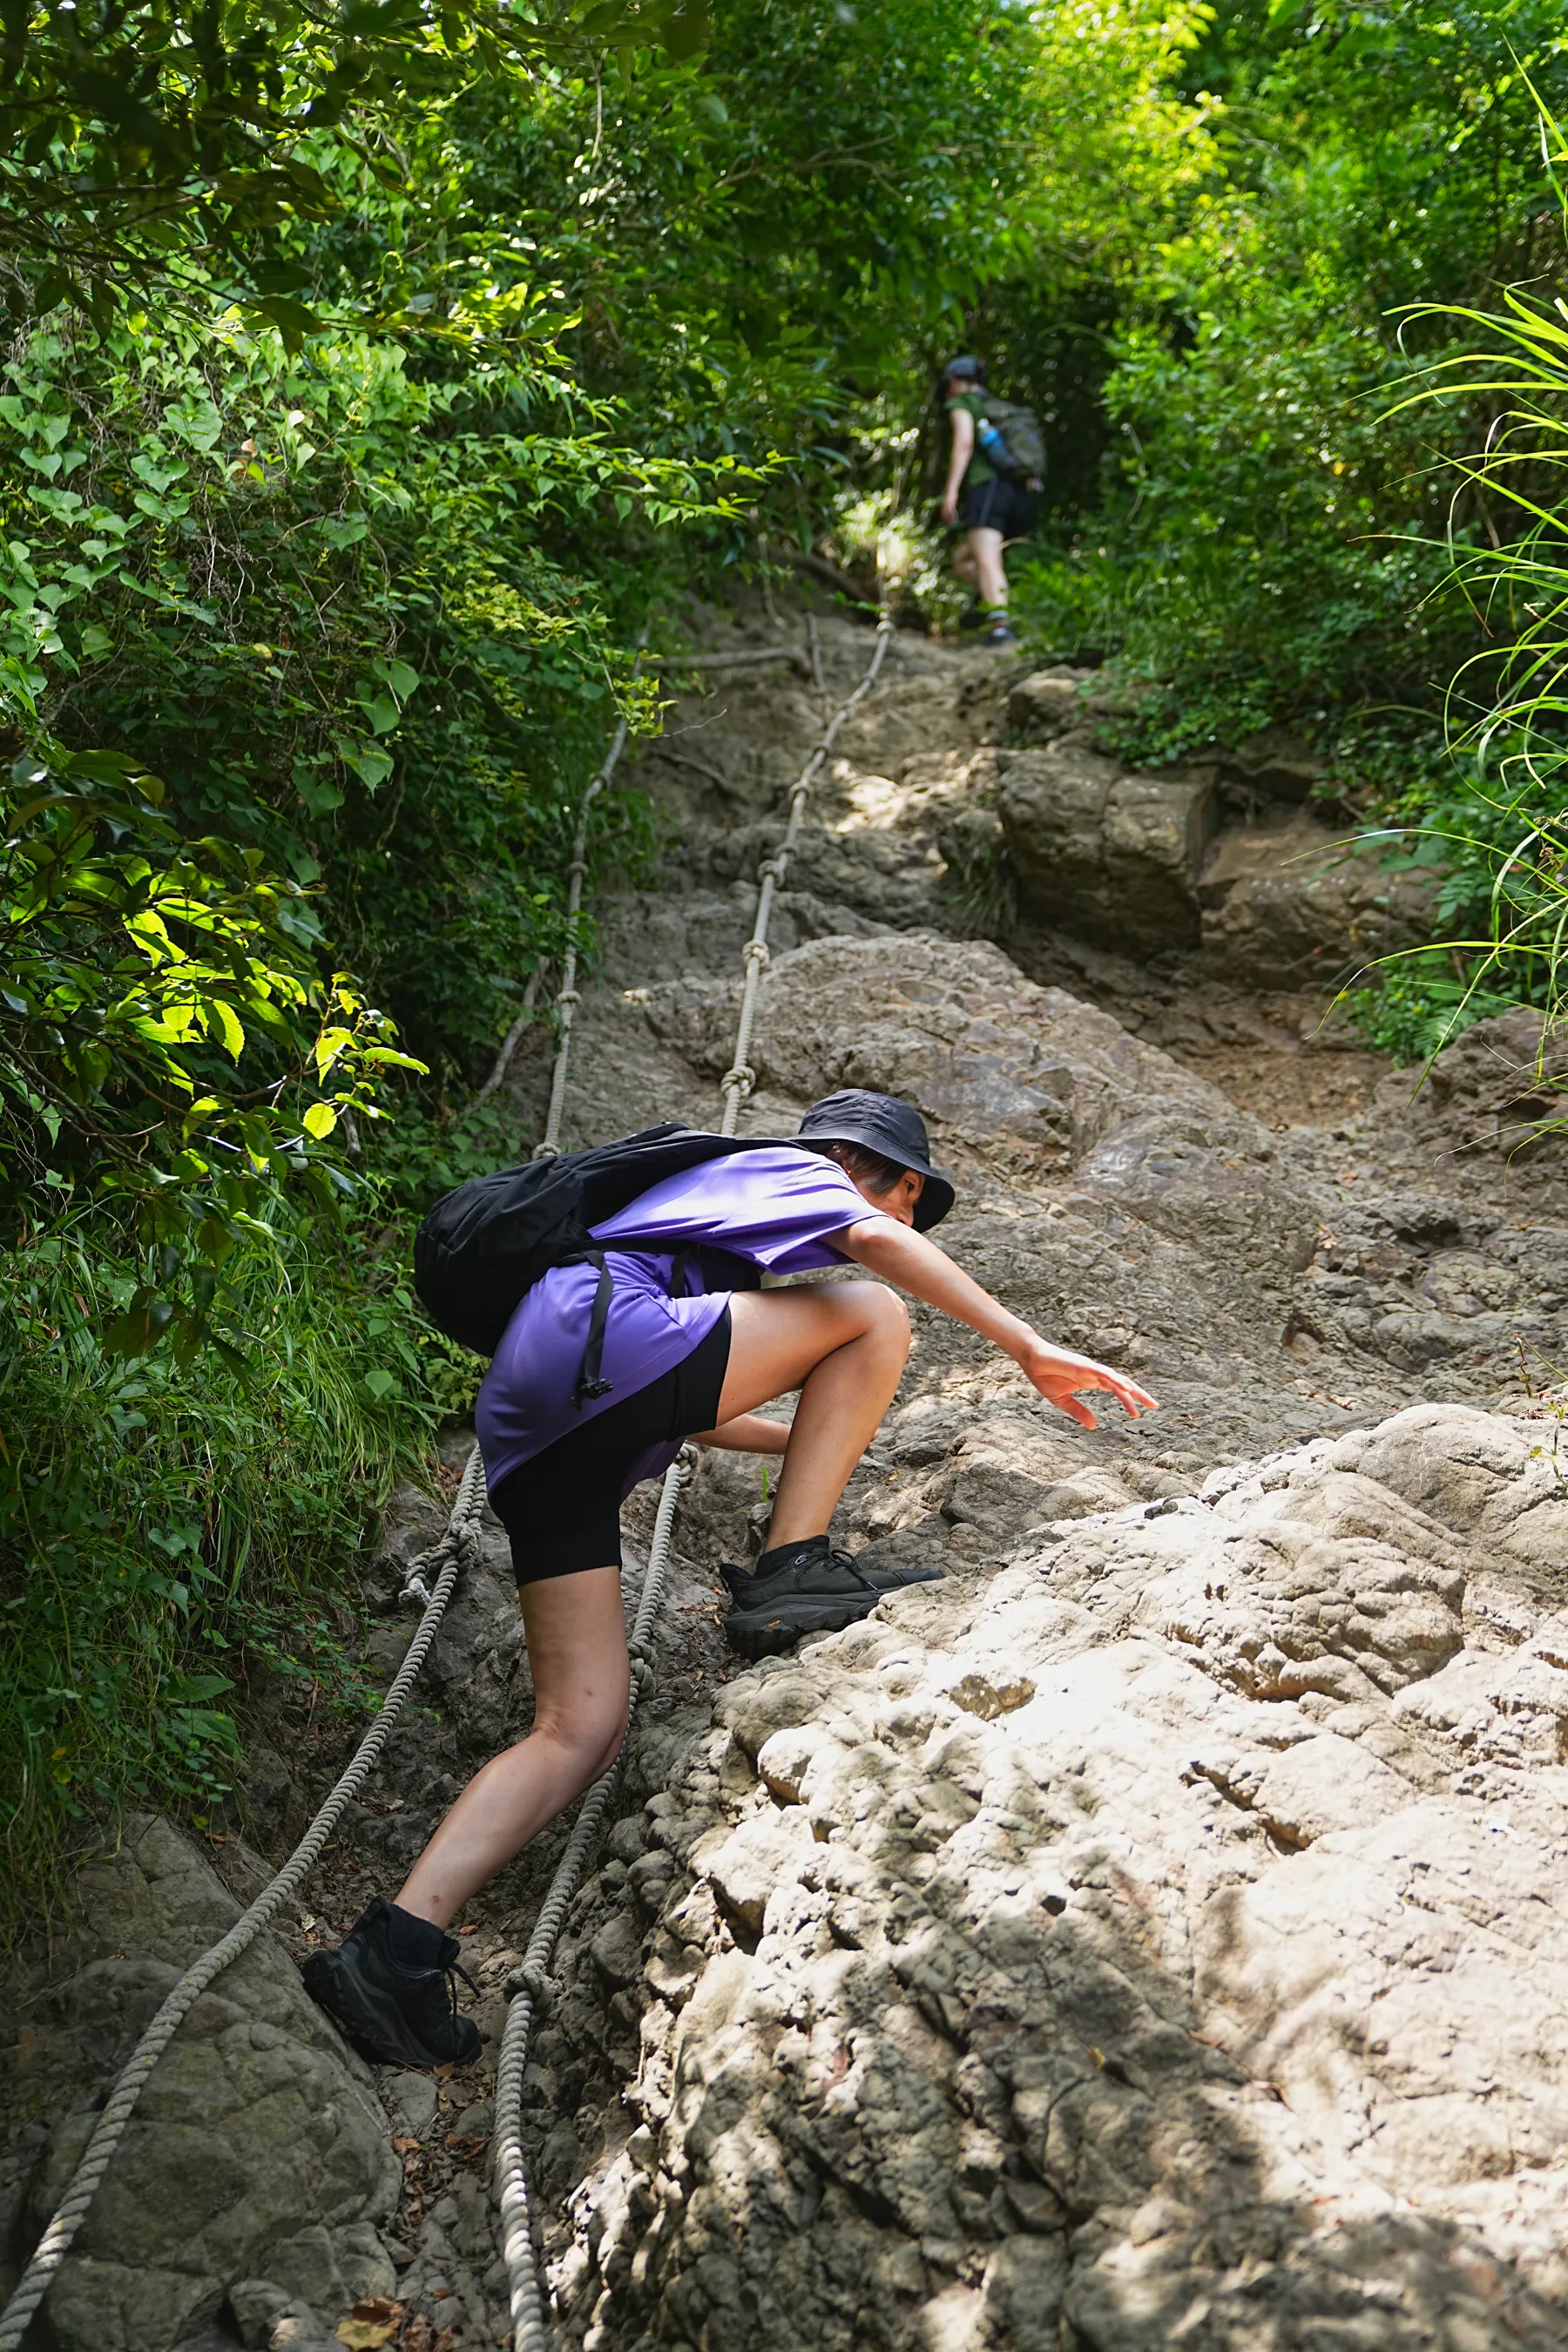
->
[350,2300,402,2325]
[335,2322,398,2351]
[390,2134,422,2153]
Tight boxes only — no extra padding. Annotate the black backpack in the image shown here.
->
[413,1124,781,1402]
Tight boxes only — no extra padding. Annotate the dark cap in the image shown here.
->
[940,355,983,383]
[795,1090,956,1231]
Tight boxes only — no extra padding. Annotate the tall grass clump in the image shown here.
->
[1348,105,1568,1089]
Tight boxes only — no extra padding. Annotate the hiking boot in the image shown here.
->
[720,1547,943,1605]
[981,618,1017,648]
[301,1897,480,2070]
[720,1535,881,1659]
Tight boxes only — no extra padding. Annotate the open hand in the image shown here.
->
[1017,1338,1158,1429]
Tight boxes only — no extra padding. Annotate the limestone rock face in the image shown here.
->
[996,745,1218,952]
[1198,808,1440,988]
[992,668,1437,989]
[551,1403,1568,2352]
[1005,664,1095,744]
[2,1817,398,2352]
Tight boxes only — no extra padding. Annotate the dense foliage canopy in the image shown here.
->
[3,0,1566,1908]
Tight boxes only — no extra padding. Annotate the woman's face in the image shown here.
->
[853,1166,924,1227]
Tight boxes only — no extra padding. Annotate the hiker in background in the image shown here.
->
[303,1091,1154,2069]
[937,355,1043,649]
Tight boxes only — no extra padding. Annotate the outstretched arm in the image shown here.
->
[839,1217,1156,1429]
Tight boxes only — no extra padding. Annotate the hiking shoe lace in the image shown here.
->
[301,1897,482,2070]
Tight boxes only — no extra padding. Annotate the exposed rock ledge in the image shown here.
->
[542,1399,1568,2352]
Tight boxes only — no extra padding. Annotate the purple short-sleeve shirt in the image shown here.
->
[475,1146,893,1494]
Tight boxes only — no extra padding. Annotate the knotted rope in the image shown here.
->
[492,612,895,2349]
[3,618,893,2352]
[0,1445,490,2352]
[720,614,894,1136]
[535,651,644,1163]
[2,641,649,2347]
[492,1451,693,2352]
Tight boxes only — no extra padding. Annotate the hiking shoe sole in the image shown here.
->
[301,1947,480,2071]
[724,1593,879,1660]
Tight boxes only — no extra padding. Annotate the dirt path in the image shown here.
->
[7,597,1568,2352]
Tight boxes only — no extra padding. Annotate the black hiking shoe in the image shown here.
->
[301,1898,481,2070]
[720,1536,882,1660]
[982,618,1017,648]
[720,1548,943,1605]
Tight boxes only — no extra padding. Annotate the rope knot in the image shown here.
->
[531,1142,560,1161]
[720,1064,755,1099]
[742,940,770,969]
[508,1959,555,2011]
[629,1652,653,1693]
[557,989,581,1009]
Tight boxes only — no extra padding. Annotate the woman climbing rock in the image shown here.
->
[303,1089,1154,2067]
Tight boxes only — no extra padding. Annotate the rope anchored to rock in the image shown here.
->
[0,1445,490,2352]
[0,662,644,2350]
[720,614,893,1138]
[491,612,895,2349]
[2,616,894,2352]
[535,648,644,1163]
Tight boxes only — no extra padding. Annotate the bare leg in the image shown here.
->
[713,1282,909,1545]
[395,1566,629,1929]
[966,525,1009,608]
[954,539,980,591]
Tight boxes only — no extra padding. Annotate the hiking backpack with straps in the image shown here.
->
[978,394,1046,487]
[413,1124,781,1399]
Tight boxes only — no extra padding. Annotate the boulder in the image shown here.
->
[3,1816,399,2352]
[995,744,1218,952]
[1392,1005,1568,1162]
[1218,721,1325,805]
[1005,665,1094,745]
[1198,808,1440,987]
[555,1403,1568,2349]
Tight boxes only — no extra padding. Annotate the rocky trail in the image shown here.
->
[5,598,1568,2352]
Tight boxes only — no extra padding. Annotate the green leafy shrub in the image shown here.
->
[0,1209,429,1923]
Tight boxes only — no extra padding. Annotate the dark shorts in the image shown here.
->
[959,476,1036,537]
[486,1308,733,1587]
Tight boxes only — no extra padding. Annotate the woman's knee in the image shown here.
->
[535,1694,628,1785]
[852,1280,911,1353]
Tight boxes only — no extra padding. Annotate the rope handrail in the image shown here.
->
[0,642,647,2349]
[2,616,894,2352]
[719,613,893,1136]
[491,612,895,2348]
[0,1446,490,2352]
[491,1451,693,2352]
[534,645,645,1164]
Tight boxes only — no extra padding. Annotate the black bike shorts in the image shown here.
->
[486,1307,732,1587]
[959,476,1037,537]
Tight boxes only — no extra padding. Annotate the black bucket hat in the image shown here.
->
[795,1090,956,1232]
